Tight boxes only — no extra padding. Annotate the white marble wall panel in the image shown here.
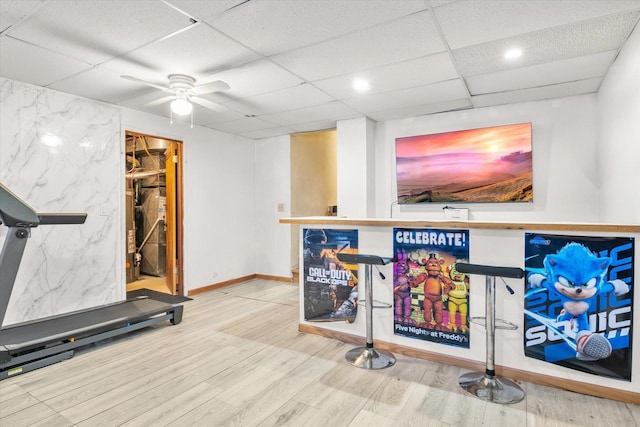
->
[0,77,122,325]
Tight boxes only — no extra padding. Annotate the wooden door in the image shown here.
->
[164,142,182,295]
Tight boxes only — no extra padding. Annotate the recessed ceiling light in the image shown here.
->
[353,78,371,93]
[504,48,523,60]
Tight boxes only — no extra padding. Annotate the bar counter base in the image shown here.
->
[298,323,640,405]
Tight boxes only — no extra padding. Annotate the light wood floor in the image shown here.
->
[126,275,171,294]
[1,279,638,426]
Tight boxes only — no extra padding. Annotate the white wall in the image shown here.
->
[0,78,122,325]
[121,109,257,292]
[0,78,258,327]
[374,95,602,223]
[254,135,291,278]
[337,117,377,218]
[597,24,640,224]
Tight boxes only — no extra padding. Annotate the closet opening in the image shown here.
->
[125,131,184,296]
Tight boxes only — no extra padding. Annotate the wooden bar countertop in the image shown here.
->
[279,217,640,233]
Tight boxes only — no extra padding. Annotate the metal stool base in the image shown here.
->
[459,371,525,404]
[345,346,396,370]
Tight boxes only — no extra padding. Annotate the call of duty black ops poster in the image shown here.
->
[524,233,634,380]
[393,228,470,348]
[303,228,359,322]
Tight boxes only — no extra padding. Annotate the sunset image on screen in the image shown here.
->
[395,123,532,203]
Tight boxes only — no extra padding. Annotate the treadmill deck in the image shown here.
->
[0,298,180,354]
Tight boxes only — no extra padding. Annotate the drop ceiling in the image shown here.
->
[1,0,638,139]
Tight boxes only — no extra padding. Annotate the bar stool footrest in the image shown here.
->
[357,300,392,309]
[458,371,525,404]
[469,316,518,330]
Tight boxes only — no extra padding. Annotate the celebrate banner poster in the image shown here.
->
[303,228,358,323]
[393,228,470,348]
[524,233,634,380]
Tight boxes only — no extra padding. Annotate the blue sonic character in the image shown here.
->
[527,242,630,361]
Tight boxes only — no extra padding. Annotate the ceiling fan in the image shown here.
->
[121,74,230,115]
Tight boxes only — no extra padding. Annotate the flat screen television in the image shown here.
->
[395,122,532,204]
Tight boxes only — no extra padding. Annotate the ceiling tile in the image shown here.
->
[0,0,45,33]
[195,59,304,100]
[342,79,469,113]
[428,0,456,6]
[222,84,336,116]
[471,78,603,108]
[0,37,91,87]
[48,66,153,104]
[0,0,637,140]
[452,11,640,76]
[434,0,640,49]
[191,103,246,124]
[207,0,428,56]
[238,126,298,139]
[259,101,361,126]
[162,0,246,22]
[466,51,616,95]
[6,0,192,64]
[270,11,446,81]
[100,23,260,85]
[313,52,459,100]
[366,98,473,122]
[206,116,277,134]
[288,120,340,134]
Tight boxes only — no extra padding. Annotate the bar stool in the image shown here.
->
[454,262,525,404]
[336,253,395,370]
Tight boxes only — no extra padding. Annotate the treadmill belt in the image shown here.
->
[0,298,175,353]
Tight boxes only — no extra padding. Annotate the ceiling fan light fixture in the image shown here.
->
[171,98,193,116]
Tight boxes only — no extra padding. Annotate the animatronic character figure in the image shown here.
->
[528,242,630,360]
[393,252,427,324]
[446,261,469,333]
[422,253,456,331]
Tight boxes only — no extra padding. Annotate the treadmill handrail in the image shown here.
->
[0,183,87,227]
[0,182,88,328]
[0,183,40,227]
[38,213,87,225]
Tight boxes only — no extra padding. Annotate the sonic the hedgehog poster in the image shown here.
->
[524,233,634,380]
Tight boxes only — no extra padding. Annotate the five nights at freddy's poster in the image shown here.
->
[524,233,634,380]
[393,228,470,348]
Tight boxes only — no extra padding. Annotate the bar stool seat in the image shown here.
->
[336,253,395,370]
[454,262,525,404]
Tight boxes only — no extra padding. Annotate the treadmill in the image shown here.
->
[0,183,183,380]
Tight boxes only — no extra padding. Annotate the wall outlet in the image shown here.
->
[100,204,109,216]
[277,203,285,212]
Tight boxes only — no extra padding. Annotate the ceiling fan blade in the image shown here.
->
[121,75,171,92]
[191,96,228,112]
[144,95,175,107]
[192,80,230,95]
